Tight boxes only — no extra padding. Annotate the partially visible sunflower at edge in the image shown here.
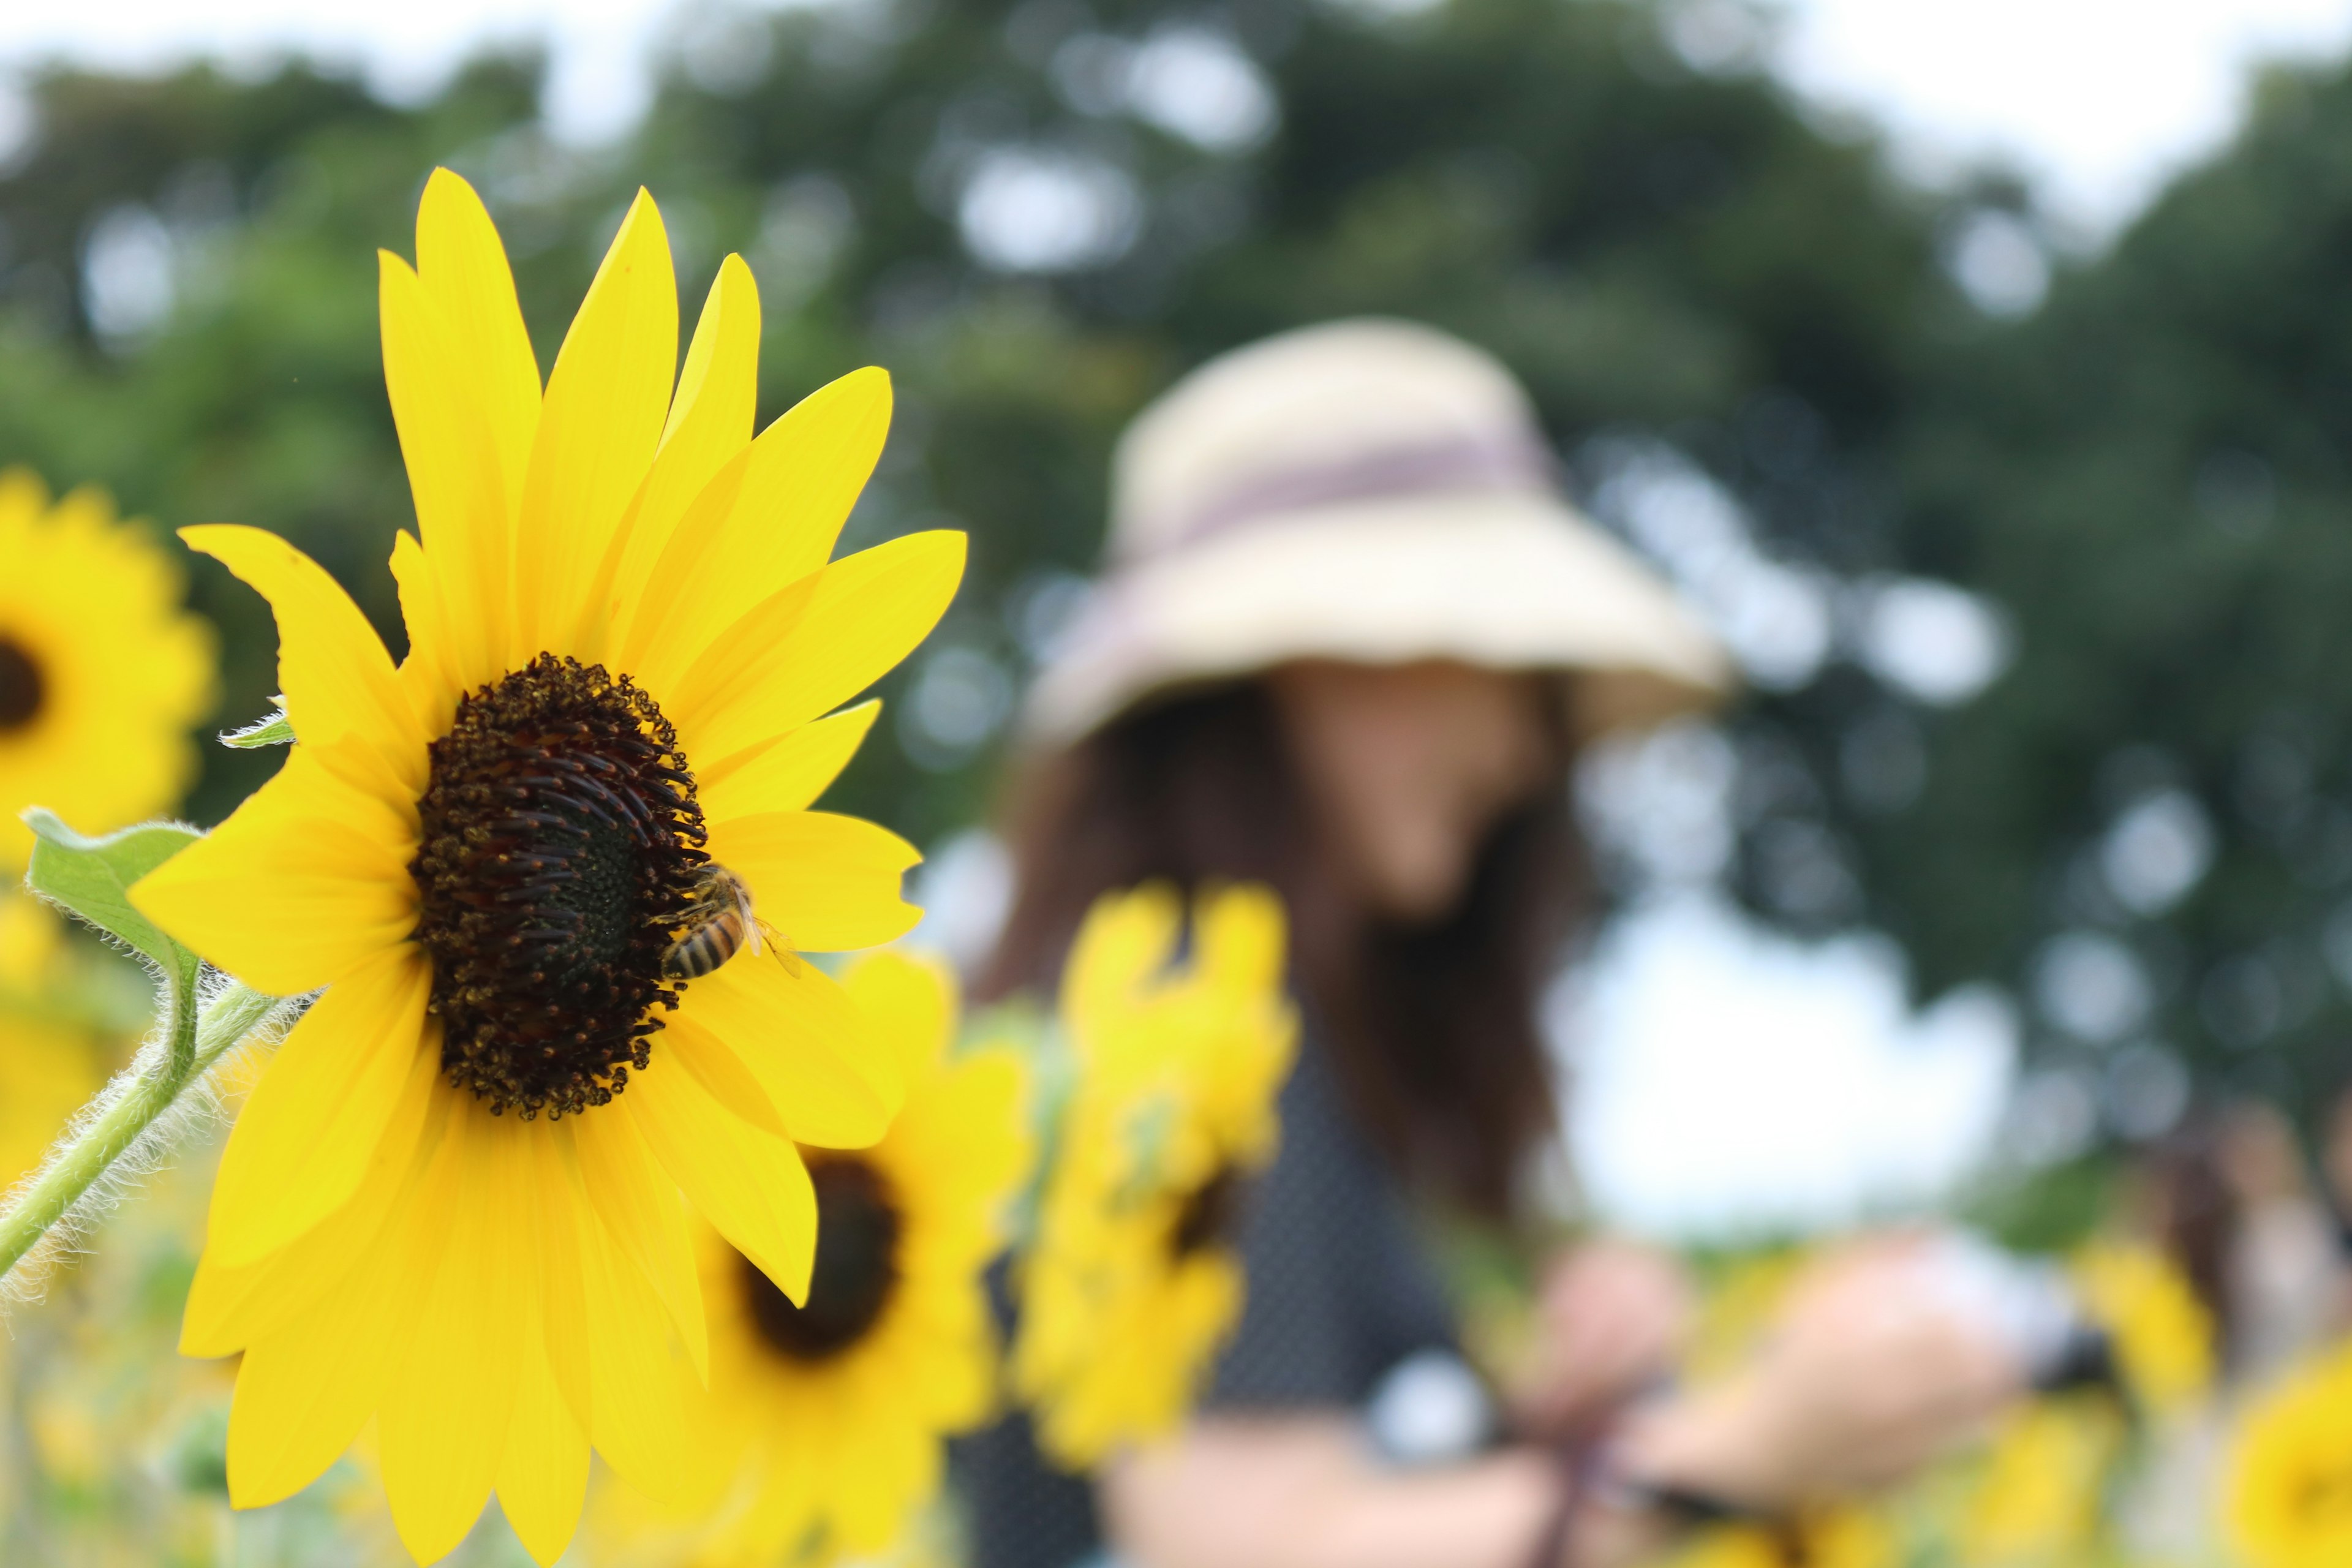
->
[1011,883,1297,1468]
[0,467,216,872]
[2225,1339,2352,1568]
[0,471,212,1185]
[127,170,963,1565]
[607,950,1033,1567]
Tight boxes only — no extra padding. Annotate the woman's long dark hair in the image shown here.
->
[978,679,1586,1219]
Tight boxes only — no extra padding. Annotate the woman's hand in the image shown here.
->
[1621,1235,2022,1510]
[1512,1238,1694,1438]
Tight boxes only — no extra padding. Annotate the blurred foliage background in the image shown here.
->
[4,0,2351,1127]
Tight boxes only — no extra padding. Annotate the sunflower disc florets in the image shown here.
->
[412,652,709,1119]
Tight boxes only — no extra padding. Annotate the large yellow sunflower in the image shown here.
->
[2225,1340,2352,1568]
[1011,883,1297,1468]
[126,170,963,1565]
[0,469,216,870]
[610,951,1032,1566]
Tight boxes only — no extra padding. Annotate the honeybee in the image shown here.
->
[662,864,802,980]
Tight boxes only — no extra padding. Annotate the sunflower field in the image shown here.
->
[6,0,2352,1565]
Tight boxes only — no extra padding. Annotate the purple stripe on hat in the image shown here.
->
[1130,428,1559,560]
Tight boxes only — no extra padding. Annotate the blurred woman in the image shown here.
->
[962,321,2018,1568]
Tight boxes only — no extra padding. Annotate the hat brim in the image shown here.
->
[1020,492,1735,745]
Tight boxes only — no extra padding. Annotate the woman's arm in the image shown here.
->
[1102,1240,2021,1568]
[1104,1417,1667,1568]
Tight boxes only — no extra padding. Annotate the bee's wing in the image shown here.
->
[725,879,764,958]
[753,918,804,978]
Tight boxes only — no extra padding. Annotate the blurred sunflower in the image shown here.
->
[2071,1239,2215,1419]
[0,889,111,1188]
[1681,1248,1807,1387]
[1011,883,1297,1467]
[1668,1507,1896,1568]
[627,951,1031,1567]
[127,169,962,1565]
[0,469,216,871]
[1952,1394,2122,1566]
[2225,1341,2352,1568]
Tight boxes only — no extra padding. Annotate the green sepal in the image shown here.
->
[20,809,202,1006]
[219,708,295,748]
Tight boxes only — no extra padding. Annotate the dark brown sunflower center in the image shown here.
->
[0,635,45,733]
[743,1158,903,1362]
[1170,1165,1246,1260]
[410,653,707,1120]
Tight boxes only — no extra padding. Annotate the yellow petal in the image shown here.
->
[130,748,417,997]
[379,252,508,692]
[387,529,463,737]
[598,254,761,650]
[378,1102,525,1565]
[576,1194,695,1504]
[572,1103,709,1382]
[415,168,541,521]
[184,1048,449,1357]
[842,949,955,1085]
[1061,884,1182,1047]
[513,190,676,662]
[628,1054,817,1303]
[204,948,434,1268]
[496,1343,591,1567]
[670,955,901,1147]
[671,530,965,766]
[528,1125,594,1430]
[226,1283,405,1507]
[181,524,426,799]
[622,366,892,680]
[696,699,880,817]
[662,1012,786,1137]
[223,1121,451,1508]
[1197,883,1288,993]
[649,568,821,735]
[898,1046,1032,1215]
[707,809,922,953]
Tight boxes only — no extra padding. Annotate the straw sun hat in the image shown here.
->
[1021,318,1734,744]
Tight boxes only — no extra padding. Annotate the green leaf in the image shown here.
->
[21,809,203,997]
[219,708,295,748]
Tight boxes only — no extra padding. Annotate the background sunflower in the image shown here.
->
[1010,883,1297,1468]
[0,469,215,871]
[2226,1340,2352,1568]
[605,951,1031,1567]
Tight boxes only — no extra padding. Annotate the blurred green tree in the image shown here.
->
[0,0,1972,835]
[1874,58,2352,1114]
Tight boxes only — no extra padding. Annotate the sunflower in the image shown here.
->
[0,469,216,870]
[608,951,1031,1567]
[1951,1394,2122,1566]
[1667,1508,1896,1568]
[0,889,112,1188]
[2070,1239,2215,1419]
[127,170,962,1565]
[2225,1341,2352,1568]
[1011,883,1297,1468]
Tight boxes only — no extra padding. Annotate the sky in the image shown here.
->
[6,0,2352,233]
[9,0,2345,1236]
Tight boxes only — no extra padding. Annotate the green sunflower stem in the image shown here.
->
[0,979,283,1289]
